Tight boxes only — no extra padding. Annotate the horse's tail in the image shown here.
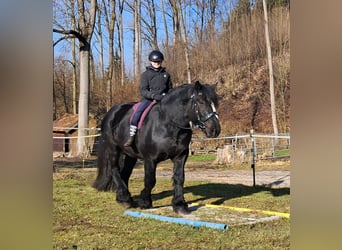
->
[92,112,118,192]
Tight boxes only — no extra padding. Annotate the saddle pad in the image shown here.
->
[130,101,156,129]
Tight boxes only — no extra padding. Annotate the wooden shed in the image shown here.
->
[53,113,98,157]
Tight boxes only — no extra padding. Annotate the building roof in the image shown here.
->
[53,113,78,133]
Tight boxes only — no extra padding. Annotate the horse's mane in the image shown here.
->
[162,82,218,107]
[162,84,191,104]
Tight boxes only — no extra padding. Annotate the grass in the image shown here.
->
[53,160,290,249]
[188,154,217,162]
[274,149,290,157]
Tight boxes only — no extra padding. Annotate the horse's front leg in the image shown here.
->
[138,159,156,209]
[172,152,190,215]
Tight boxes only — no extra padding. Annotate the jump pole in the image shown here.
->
[124,210,228,230]
[191,203,290,219]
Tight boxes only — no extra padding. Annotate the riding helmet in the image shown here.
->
[148,50,164,62]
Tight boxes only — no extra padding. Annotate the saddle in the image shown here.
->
[130,101,156,129]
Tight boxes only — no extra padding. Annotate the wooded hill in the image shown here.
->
[53,1,290,136]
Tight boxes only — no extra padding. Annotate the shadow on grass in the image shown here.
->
[150,183,290,206]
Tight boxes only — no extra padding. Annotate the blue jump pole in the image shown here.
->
[124,210,228,230]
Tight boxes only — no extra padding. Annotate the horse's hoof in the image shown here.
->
[117,197,134,208]
[117,201,133,208]
[174,206,191,215]
[138,203,153,209]
[137,199,152,209]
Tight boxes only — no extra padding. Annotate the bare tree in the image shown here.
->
[54,0,97,156]
[134,0,159,51]
[101,0,116,109]
[118,0,125,86]
[146,0,158,49]
[179,0,191,83]
[96,1,105,90]
[53,59,73,116]
[262,0,278,136]
[70,0,78,115]
[194,0,205,43]
[169,0,181,43]
[161,0,169,47]
[208,0,217,39]
[133,0,142,77]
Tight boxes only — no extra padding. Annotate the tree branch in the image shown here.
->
[53,28,88,46]
[53,36,67,47]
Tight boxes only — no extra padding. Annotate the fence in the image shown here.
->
[191,132,290,164]
[191,131,290,187]
[53,127,101,158]
[53,128,290,171]
[53,129,290,186]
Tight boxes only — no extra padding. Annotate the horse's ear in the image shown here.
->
[194,81,202,91]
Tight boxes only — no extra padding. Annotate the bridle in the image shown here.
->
[167,91,219,131]
[191,93,219,131]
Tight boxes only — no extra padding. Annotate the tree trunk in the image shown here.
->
[118,0,125,86]
[96,4,105,95]
[209,0,217,40]
[77,48,90,156]
[102,0,116,110]
[76,0,97,156]
[134,0,141,78]
[71,0,77,115]
[169,0,181,44]
[262,0,278,136]
[179,0,191,83]
[161,0,169,47]
[149,0,158,49]
[72,40,77,115]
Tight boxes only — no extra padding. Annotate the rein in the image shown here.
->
[160,86,218,131]
[169,120,193,130]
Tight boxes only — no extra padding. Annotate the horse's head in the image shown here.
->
[190,81,221,138]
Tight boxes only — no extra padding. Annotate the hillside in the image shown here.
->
[185,51,288,136]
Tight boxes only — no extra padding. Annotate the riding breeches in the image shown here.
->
[130,99,152,126]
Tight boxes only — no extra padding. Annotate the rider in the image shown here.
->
[124,50,173,146]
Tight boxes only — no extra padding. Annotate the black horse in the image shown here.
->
[93,81,221,214]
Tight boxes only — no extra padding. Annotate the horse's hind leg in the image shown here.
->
[93,139,133,207]
[119,154,137,190]
[110,148,134,207]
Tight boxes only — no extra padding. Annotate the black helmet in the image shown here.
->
[148,50,164,62]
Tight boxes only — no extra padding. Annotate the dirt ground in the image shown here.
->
[132,164,290,188]
[53,158,290,188]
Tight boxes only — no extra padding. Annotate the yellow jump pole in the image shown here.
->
[191,203,290,219]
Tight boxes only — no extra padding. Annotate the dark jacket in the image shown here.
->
[140,66,172,100]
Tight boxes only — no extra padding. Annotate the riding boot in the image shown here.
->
[124,125,137,146]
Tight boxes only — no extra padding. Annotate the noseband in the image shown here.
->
[191,94,218,131]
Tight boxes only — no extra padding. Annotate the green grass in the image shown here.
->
[274,149,290,157]
[188,154,217,162]
[53,166,290,249]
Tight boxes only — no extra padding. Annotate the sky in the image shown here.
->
[53,1,171,77]
[53,0,232,78]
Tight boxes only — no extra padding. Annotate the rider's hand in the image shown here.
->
[153,94,163,101]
